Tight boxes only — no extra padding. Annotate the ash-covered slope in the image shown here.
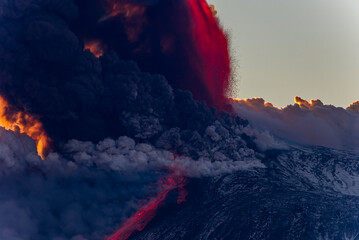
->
[130,147,359,240]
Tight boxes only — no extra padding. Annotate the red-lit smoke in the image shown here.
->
[78,0,231,109]
[106,171,188,240]
[185,0,231,109]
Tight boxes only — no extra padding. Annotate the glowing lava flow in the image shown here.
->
[0,96,51,159]
[107,170,188,240]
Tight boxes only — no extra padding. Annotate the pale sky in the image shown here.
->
[210,0,359,107]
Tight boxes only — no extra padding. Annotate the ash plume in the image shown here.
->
[0,0,232,148]
[74,0,231,108]
[1,1,359,239]
[0,1,260,239]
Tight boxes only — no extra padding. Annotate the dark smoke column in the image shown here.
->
[76,0,231,109]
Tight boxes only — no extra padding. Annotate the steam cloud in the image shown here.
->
[231,98,359,151]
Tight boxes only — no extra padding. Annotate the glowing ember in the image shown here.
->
[230,97,279,110]
[107,171,188,240]
[84,40,106,58]
[0,96,51,159]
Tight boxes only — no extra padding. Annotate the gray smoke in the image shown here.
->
[0,127,263,240]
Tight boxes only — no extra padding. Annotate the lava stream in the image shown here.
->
[106,172,188,240]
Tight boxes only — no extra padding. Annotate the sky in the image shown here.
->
[209,0,359,107]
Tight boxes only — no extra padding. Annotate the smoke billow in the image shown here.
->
[72,0,230,108]
[231,97,359,151]
[0,126,262,240]
[1,0,359,239]
[0,0,232,148]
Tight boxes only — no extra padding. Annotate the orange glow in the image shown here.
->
[293,96,325,109]
[84,40,106,58]
[230,96,328,111]
[106,1,146,18]
[0,96,51,159]
[230,97,281,110]
[347,101,359,113]
[101,1,147,43]
[209,4,218,16]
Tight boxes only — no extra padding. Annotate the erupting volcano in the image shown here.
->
[1,0,359,239]
[0,0,233,238]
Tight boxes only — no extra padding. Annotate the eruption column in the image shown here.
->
[77,0,231,109]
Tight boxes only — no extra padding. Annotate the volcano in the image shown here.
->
[0,0,358,240]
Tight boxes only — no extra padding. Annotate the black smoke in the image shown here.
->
[0,0,237,152]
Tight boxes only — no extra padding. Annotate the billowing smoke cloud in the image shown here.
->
[1,1,359,239]
[0,127,263,240]
[0,1,264,239]
[231,97,359,151]
[0,1,262,238]
[0,0,231,148]
[0,129,158,240]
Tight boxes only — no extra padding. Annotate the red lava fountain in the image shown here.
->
[185,0,231,109]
